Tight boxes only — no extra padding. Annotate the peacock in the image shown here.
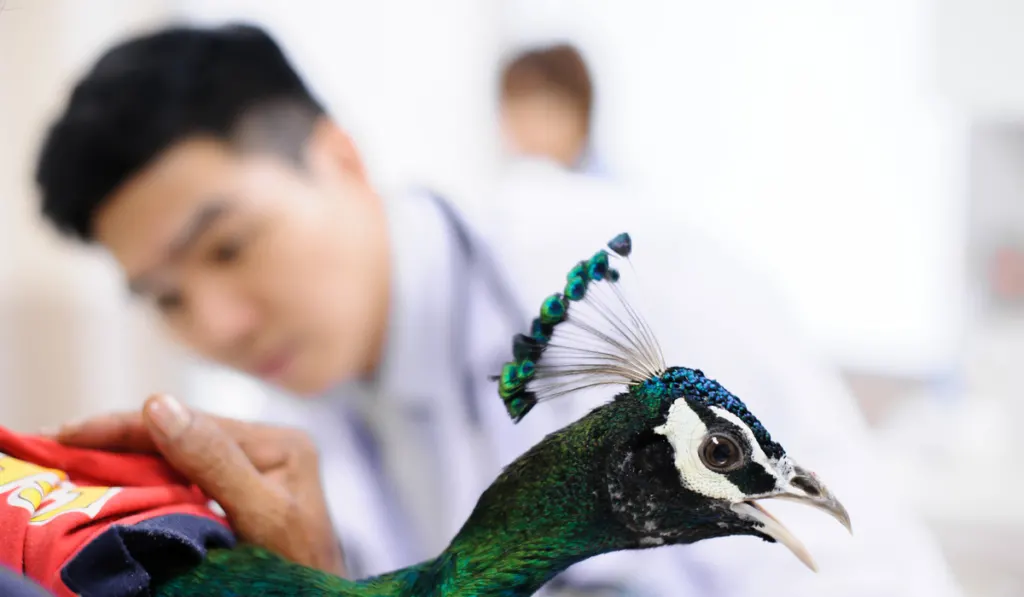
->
[153,232,851,597]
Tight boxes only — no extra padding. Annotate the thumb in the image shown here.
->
[141,394,269,520]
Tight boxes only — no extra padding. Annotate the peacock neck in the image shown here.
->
[154,402,646,597]
[364,408,636,596]
[365,527,618,597]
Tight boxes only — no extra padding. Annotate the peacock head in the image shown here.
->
[493,232,851,571]
[596,366,850,570]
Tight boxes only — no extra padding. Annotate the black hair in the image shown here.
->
[34,22,326,242]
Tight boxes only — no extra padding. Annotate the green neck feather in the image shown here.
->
[154,403,645,597]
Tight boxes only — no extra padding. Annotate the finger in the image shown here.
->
[46,398,298,471]
[141,394,280,525]
[50,411,156,452]
[171,412,308,471]
[152,411,297,470]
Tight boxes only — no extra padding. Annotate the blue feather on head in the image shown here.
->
[635,367,785,461]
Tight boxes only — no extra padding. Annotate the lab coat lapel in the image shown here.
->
[366,191,468,557]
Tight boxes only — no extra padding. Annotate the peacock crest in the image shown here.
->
[496,232,662,419]
[494,231,782,460]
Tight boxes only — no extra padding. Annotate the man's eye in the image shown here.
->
[156,292,184,312]
[210,239,243,264]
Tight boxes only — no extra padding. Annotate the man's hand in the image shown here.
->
[48,394,346,577]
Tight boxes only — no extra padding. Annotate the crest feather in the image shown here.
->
[493,232,666,422]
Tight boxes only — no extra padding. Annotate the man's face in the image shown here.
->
[93,128,390,396]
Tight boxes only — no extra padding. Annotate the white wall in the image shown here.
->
[500,0,968,378]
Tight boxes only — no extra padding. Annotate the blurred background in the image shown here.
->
[0,0,1021,595]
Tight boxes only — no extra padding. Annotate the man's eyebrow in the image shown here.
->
[168,200,231,259]
[127,200,231,295]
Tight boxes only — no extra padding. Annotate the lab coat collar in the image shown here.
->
[357,190,457,410]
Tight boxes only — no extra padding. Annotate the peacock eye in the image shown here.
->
[699,433,744,472]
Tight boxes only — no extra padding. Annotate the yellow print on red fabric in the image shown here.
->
[0,452,120,525]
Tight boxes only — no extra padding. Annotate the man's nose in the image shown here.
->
[187,282,261,350]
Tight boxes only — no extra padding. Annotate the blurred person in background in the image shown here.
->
[498,43,609,177]
[31,22,962,597]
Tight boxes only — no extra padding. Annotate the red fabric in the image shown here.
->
[0,426,230,597]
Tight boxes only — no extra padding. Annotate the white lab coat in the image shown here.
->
[254,159,965,596]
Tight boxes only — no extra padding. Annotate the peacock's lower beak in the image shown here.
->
[730,464,851,572]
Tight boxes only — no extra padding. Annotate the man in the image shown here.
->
[35,22,963,596]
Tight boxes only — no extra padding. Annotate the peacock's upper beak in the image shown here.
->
[730,463,851,572]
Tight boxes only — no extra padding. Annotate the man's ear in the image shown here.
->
[305,118,369,185]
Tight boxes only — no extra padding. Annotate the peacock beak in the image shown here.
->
[730,463,851,572]
[775,464,851,532]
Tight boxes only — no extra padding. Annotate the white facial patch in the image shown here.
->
[654,400,745,501]
[653,400,785,501]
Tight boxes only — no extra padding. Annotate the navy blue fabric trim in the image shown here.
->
[0,565,52,597]
[60,513,236,597]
